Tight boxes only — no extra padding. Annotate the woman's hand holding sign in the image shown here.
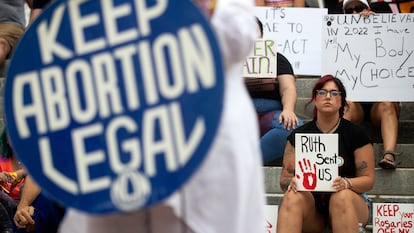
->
[332,176,351,192]
[287,178,297,192]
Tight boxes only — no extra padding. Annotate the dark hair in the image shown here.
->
[306,74,348,118]
[370,2,392,13]
[255,17,263,38]
[0,128,13,158]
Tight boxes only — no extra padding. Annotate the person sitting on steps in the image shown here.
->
[277,74,375,233]
[342,0,401,169]
[246,17,303,165]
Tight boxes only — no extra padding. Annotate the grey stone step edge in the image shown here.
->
[265,143,414,168]
[295,98,414,122]
[263,167,414,196]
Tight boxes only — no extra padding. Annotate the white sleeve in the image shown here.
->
[210,0,258,68]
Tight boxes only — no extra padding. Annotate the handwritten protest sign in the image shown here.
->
[243,39,278,78]
[322,13,414,101]
[4,0,224,214]
[253,7,327,75]
[295,134,338,192]
[264,205,278,233]
[373,203,414,233]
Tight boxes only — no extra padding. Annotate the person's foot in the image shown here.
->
[378,151,400,169]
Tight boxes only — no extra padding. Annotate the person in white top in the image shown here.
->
[59,0,266,232]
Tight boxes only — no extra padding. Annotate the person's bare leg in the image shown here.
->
[344,101,364,124]
[371,102,399,162]
[330,190,369,233]
[277,191,325,233]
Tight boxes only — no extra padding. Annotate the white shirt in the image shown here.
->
[59,0,265,232]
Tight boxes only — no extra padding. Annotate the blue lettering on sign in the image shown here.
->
[5,0,224,214]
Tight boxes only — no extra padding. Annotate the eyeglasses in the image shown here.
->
[316,89,341,97]
[344,5,368,14]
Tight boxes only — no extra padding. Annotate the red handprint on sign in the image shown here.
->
[296,158,317,190]
[265,219,272,233]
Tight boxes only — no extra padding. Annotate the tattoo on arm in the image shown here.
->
[287,166,295,175]
[356,161,367,175]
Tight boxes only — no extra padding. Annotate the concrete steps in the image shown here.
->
[264,167,414,200]
[265,143,414,167]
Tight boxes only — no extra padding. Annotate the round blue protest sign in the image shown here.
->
[5,0,224,214]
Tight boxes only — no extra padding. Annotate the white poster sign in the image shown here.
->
[295,133,338,192]
[373,203,414,233]
[264,205,278,233]
[254,7,327,75]
[243,39,278,78]
[322,13,414,101]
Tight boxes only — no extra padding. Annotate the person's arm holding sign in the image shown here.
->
[277,75,375,233]
[13,176,40,230]
[279,142,297,192]
[332,143,375,193]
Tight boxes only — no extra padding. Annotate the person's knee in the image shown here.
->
[0,37,11,62]
[329,190,354,211]
[280,192,307,208]
[344,102,364,123]
[376,102,398,115]
[0,37,10,48]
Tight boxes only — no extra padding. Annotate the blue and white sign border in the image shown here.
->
[5,0,224,214]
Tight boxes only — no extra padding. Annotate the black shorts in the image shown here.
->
[361,103,374,121]
[312,192,332,218]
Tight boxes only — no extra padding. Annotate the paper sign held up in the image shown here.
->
[243,39,277,78]
[295,133,338,192]
[373,203,413,233]
[322,13,414,102]
[253,7,327,75]
[264,205,278,233]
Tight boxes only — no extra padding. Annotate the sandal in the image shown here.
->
[378,151,401,169]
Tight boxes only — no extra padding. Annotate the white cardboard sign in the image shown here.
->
[373,203,414,233]
[264,205,278,233]
[243,39,278,78]
[295,133,338,192]
[322,13,414,101]
[253,7,328,75]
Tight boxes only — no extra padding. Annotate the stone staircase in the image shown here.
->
[264,76,414,232]
[1,64,412,232]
